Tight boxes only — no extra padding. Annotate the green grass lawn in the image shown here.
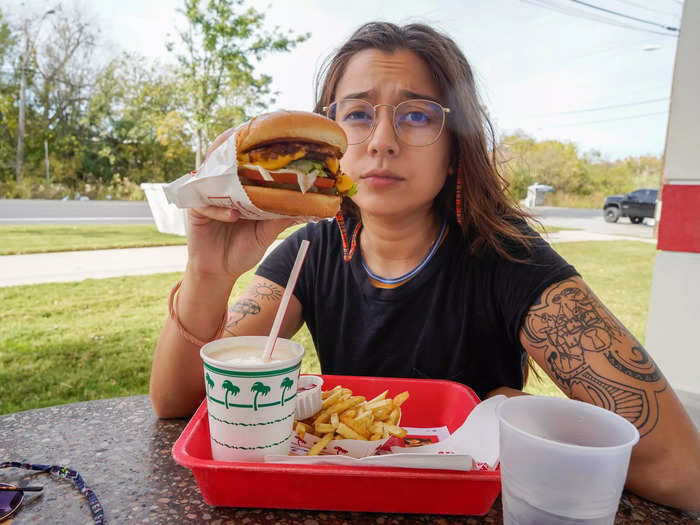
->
[0,241,654,414]
[0,225,187,255]
[0,223,305,255]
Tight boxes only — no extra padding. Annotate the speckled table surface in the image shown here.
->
[0,395,697,524]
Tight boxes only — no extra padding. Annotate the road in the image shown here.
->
[0,199,153,224]
[0,200,655,238]
[533,206,654,238]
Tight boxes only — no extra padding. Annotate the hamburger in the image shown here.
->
[233,110,357,218]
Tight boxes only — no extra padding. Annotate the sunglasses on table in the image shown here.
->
[0,461,103,524]
[323,98,451,146]
[1,483,43,521]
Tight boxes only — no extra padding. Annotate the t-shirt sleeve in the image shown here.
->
[493,223,580,349]
[255,225,311,306]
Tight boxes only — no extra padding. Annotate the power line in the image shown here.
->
[539,97,669,116]
[521,0,679,37]
[612,0,681,17]
[541,110,668,128]
[565,0,679,32]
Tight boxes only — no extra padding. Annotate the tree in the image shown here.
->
[251,381,270,411]
[85,54,192,185]
[280,377,293,406]
[167,0,309,168]
[0,9,18,180]
[222,379,240,409]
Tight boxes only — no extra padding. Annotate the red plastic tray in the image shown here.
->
[172,375,501,515]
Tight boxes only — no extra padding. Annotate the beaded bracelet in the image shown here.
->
[168,279,228,347]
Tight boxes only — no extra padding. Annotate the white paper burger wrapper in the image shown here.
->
[162,129,312,221]
[265,395,507,471]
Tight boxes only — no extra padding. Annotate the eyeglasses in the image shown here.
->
[0,484,43,521]
[323,98,450,147]
[0,461,104,524]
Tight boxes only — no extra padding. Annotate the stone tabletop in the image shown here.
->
[0,395,697,524]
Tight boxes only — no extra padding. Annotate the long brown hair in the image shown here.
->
[314,22,535,260]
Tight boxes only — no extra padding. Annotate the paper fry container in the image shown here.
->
[294,433,392,459]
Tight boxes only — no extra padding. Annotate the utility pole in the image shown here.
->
[15,20,29,183]
[44,138,50,182]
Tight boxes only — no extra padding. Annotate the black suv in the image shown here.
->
[603,188,658,224]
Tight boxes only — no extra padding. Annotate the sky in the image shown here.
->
[5,0,686,160]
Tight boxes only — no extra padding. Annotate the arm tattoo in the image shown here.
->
[253,282,283,302]
[522,278,667,437]
[225,298,261,332]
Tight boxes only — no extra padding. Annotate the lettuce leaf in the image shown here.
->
[286,159,328,177]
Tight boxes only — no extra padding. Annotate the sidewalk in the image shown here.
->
[0,231,655,287]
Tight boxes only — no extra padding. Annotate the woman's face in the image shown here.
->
[334,48,451,219]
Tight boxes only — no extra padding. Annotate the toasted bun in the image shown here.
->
[236,110,347,155]
[243,185,341,218]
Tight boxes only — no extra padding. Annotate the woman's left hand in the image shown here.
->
[485,387,530,398]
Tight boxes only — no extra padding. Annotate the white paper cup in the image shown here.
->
[200,336,305,462]
[496,396,639,525]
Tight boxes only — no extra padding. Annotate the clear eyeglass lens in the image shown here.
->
[328,99,445,146]
[395,100,444,146]
[0,487,23,519]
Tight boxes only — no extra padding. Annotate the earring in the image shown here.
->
[456,164,464,229]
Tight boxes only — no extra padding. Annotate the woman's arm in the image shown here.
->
[150,274,302,418]
[519,276,700,511]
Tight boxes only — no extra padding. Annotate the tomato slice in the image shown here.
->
[239,166,335,189]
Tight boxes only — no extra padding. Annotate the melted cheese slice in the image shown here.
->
[237,150,306,171]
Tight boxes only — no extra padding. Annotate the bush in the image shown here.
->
[0,175,144,200]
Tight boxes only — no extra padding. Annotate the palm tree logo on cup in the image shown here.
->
[205,373,215,393]
[251,382,271,411]
[280,377,293,406]
[222,380,240,409]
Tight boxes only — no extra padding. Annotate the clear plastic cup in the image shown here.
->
[496,396,640,525]
[200,336,305,462]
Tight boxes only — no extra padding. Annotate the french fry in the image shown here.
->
[296,421,310,439]
[354,409,373,426]
[373,405,393,421]
[383,423,408,438]
[315,423,336,434]
[366,389,388,404]
[313,411,331,426]
[366,398,393,411]
[336,422,366,441]
[307,432,334,456]
[304,385,409,446]
[321,389,343,409]
[321,385,341,400]
[327,395,365,416]
[392,391,410,407]
[388,407,400,425]
[340,414,370,440]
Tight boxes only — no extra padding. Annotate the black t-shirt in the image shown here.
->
[256,217,578,399]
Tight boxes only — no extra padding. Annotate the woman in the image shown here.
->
[150,22,700,510]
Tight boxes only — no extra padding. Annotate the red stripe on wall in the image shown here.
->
[657,184,700,254]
